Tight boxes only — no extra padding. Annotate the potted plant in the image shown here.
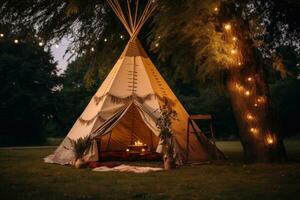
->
[68,136,92,168]
[156,104,178,170]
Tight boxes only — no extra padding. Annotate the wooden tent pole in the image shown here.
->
[133,0,139,28]
[186,119,190,159]
[126,0,134,32]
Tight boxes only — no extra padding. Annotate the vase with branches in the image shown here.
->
[156,104,178,170]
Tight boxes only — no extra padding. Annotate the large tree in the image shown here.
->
[149,0,300,162]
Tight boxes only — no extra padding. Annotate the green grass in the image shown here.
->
[1,141,300,200]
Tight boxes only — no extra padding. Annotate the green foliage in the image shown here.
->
[156,105,177,144]
[0,39,60,146]
[68,136,91,159]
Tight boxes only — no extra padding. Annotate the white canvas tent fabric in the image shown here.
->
[44,39,221,165]
[44,0,223,165]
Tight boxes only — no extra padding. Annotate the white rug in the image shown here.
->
[92,164,163,173]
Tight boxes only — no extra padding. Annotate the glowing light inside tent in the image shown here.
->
[134,140,144,146]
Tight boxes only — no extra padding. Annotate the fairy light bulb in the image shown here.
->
[91,47,95,52]
[267,137,274,144]
[254,103,258,107]
[38,42,44,46]
[155,43,159,47]
[245,90,250,96]
[250,128,259,134]
[0,33,4,37]
[104,38,108,42]
[231,49,237,54]
[214,7,219,12]
[238,62,242,66]
[71,49,75,53]
[224,24,231,31]
[246,113,254,121]
[247,77,252,81]
[120,35,124,39]
[232,37,237,41]
[55,44,59,48]
[14,39,19,44]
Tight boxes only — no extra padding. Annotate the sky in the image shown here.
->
[50,37,73,74]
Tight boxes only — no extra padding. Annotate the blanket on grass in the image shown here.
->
[92,164,163,173]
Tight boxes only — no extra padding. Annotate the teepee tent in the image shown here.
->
[44,0,223,165]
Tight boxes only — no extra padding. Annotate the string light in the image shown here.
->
[257,96,266,104]
[158,35,161,39]
[14,39,19,44]
[120,35,124,39]
[213,7,219,12]
[246,113,254,121]
[126,148,130,152]
[232,37,237,41]
[254,103,258,107]
[38,42,44,46]
[155,43,159,47]
[250,128,259,134]
[247,77,252,82]
[238,62,242,66]
[224,23,231,31]
[91,47,95,52]
[267,137,274,144]
[104,38,108,42]
[55,44,59,48]
[231,49,237,54]
[245,90,250,96]
[0,33,4,37]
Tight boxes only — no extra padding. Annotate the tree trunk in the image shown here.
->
[224,18,287,162]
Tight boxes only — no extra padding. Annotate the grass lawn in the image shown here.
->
[0,141,300,200]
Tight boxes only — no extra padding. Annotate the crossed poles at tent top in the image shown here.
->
[107,0,157,40]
